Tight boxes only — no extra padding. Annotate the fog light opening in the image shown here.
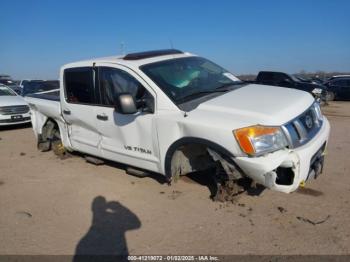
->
[275,167,295,186]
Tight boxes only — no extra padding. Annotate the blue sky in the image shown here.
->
[0,0,349,79]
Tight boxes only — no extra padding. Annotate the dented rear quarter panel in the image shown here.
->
[25,96,72,150]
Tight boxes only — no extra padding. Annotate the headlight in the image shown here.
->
[233,125,288,156]
[312,88,322,94]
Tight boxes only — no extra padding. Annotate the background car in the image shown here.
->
[0,84,31,126]
[21,80,59,97]
[0,76,22,95]
[0,74,12,80]
[324,76,350,101]
[293,75,325,85]
[253,71,328,101]
[19,79,43,89]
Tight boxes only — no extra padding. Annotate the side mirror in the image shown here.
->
[139,96,155,114]
[114,93,137,114]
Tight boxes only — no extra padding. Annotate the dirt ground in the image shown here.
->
[0,102,349,255]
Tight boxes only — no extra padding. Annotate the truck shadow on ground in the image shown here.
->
[73,196,141,261]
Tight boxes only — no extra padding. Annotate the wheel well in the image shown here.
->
[41,118,60,138]
[37,118,61,151]
[164,138,240,181]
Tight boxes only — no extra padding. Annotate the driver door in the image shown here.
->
[93,64,160,172]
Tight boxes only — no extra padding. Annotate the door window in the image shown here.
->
[98,67,147,107]
[64,67,95,104]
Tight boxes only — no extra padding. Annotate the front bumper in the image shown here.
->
[0,113,31,126]
[234,117,330,193]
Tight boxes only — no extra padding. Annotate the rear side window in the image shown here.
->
[64,67,95,104]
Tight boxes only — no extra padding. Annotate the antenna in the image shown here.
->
[169,39,174,49]
[120,42,125,55]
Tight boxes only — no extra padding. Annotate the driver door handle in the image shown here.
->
[96,114,108,121]
[63,110,71,115]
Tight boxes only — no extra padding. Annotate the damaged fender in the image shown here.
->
[167,139,244,181]
[235,150,301,193]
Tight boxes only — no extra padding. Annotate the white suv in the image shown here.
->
[0,84,31,126]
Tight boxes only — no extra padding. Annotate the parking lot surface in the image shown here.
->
[0,102,349,255]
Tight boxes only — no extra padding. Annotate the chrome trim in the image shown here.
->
[310,106,321,128]
[282,102,323,149]
[281,125,293,148]
[293,120,308,142]
[0,105,30,115]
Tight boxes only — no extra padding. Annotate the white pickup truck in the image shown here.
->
[26,49,330,199]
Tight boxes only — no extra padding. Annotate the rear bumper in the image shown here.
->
[234,117,330,193]
[0,113,31,126]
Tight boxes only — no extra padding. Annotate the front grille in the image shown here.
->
[0,117,31,123]
[283,103,323,148]
[0,105,29,115]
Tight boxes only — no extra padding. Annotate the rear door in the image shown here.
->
[93,64,160,172]
[60,66,100,156]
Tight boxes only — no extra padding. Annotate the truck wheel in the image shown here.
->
[38,120,70,159]
[51,130,69,159]
[37,135,51,152]
[37,120,56,152]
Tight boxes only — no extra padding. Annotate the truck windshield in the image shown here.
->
[0,86,16,96]
[141,57,241,104]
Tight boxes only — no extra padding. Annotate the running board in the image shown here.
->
[85,156,105,165]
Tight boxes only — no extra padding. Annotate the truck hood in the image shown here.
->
[193,84,314,126]
[0,96,28,107]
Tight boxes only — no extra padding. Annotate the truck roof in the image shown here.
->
[123,49,183,60]
[62,49,195,69]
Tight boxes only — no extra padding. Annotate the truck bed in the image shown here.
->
[25,89,63,138]
[25,89,60,101]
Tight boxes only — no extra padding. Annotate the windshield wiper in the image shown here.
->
[215,81,245,90]
[179,82,246,103]
[179,89,230,103]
